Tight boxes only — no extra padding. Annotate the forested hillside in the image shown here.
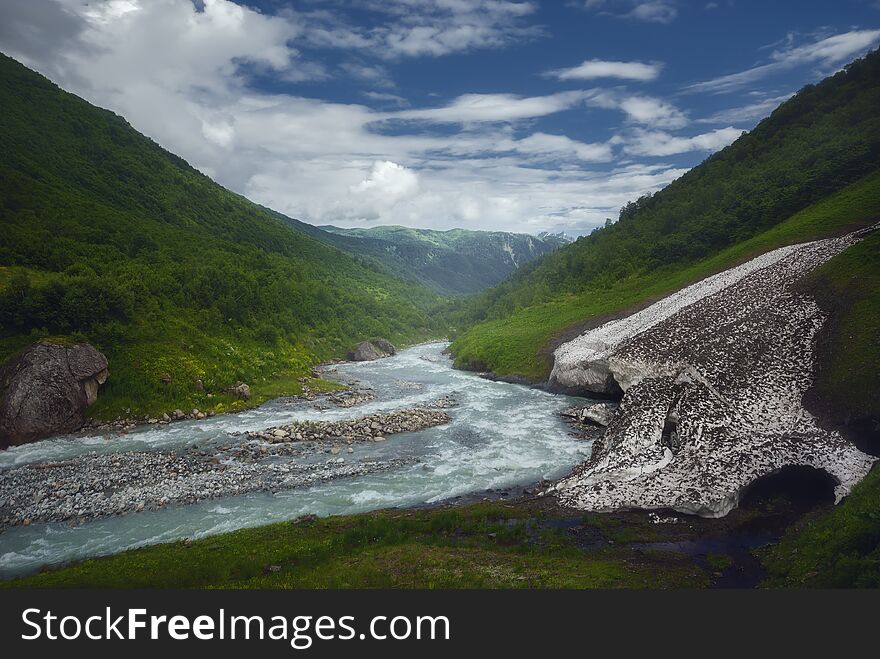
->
[451,49,880,380]
[0,54,446,419]
[312,224,566,295]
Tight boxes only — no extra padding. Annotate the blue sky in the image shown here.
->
[2,1,879,235]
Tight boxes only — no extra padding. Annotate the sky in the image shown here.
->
[1,1,879,236]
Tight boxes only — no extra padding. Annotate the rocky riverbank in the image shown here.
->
[549,226,879,517]
[77,377,353,436]
[0,448,418,529]
[244,398,455,444]
[0,398,457,530]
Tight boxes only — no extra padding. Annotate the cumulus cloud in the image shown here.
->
[0,0,721,235]
[362,91,410,107]
[686,28,880,93]
[574,0,679,24]
[698,93,794,124]
[300,0,543,59]
[351,160,420,201]
[622,126,744,156]
[386,90,592,124]
[585,91,689,129]
[505,133,614,162]
[545,58,663,81]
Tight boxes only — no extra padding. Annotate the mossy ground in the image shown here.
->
[761,466,880,588]
[3,502,710,589]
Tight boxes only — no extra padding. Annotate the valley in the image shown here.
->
[1,43,879,590]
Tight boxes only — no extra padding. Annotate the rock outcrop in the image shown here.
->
[372,338,396,356]
[348,339,396,361]
[580,404,615,427]
[227,382,251,400]
[549,226,878,517]
[0,341,109,448]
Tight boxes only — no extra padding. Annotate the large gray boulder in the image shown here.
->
[348,339,396,362]
[0,341,109,448]
[372,339,396,356]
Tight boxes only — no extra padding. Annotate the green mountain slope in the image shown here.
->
[0,53,446,419]
[451,48,880,381]
[307,224,567,295]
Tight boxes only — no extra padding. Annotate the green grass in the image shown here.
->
[757,233,880,588]
[761,466,880,588]
[3,503,708,589]
[0,53,448,421]
[807,231,880,424]
[81,320,347,421]
[452,169,880,380]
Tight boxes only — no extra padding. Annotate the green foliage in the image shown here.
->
[452,170,880,378]
[762,466,880,588]
[759,234,880,589]
[0,53,447,418]
[4,503,707,589]
[287,221,564,296]
[806,232,880,425]
[451,49,880,378]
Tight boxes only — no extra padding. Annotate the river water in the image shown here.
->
[0,342,592,578]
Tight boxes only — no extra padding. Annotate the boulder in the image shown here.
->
[348,339,396,362]
[349,341,384,361]
[580,404,614,427]
[0,341,109,448]
[372,339,396,356]
[227,382,251,400]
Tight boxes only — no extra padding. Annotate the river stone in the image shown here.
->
[0,341,109,448]
[227,382,251,400]
[348,339,396,361]
[372,339,396,356]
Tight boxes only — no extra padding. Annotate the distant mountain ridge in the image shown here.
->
[311,224,568,295]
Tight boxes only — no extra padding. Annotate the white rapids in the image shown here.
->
[0,342,592,579]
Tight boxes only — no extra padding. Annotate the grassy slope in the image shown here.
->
[452,170,880,379]
[761,234,880,588]
[762,466,880,588]
[806,233,880,426]
[3,503,707,589]
[0,54,447,419]
[451,50,880,379]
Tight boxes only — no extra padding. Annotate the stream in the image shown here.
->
[0,342,593,579]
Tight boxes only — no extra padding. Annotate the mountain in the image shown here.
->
[451,48,880,393]
[295,224,566,296]
[0,53,446,419]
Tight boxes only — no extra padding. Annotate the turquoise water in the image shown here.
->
[0,342,591,578]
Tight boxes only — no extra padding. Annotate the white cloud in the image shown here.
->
[622,126,744,156]
[506,133,614,162]
[585,91,689,129]
[575,1,678,24]
[386,90,592,124]
[351,160,420,199]
[339,61,395,88]
[545,58,663,81]
[0,0,718,236]
[300,0,543,59]
[698,93,794,124]
[686,29,880,93]
[362,91,410,106]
